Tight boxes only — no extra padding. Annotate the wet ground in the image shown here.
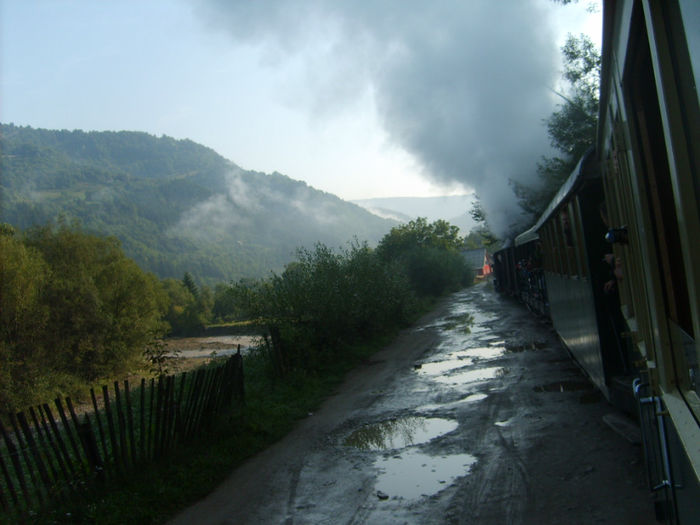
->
[164,335,258,359]
[169,283,655,525]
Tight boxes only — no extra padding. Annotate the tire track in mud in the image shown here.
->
[448,384,531,524]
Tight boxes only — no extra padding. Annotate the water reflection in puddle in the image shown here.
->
[375,450,477,500]
[416,358,473,375]
[451,346,505,361]
[344,417,457,451]
[434,367,504,385]
[418,393,488,411]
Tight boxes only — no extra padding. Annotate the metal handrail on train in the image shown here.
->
[633,378,679,493]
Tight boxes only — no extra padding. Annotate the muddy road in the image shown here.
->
[170,283,654,524]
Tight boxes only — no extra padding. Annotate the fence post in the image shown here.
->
[101,385,120,472]
[0,418,26,512]
[78,414,105,484]
[42,403,75,477]
[113,382,129,468]
[54,398,82,470]
[124,381,137,468]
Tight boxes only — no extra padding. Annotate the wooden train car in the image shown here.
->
[598,1,699,522]
[509,149,636,408]
[494,1,699,522]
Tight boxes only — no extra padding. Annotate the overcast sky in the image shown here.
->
[0,0,601,233]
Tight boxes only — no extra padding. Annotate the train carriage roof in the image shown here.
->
[514,148,596,247]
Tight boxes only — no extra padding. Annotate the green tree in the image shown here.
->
[182,272,199,300]
[513,34,601,217]
[376,218,462,261]
[0,234,50,408]
[24,221,167,381]
[377,218,472,297]
[467,198,499,247]
[1,221,167,410]
[161,278,202,335]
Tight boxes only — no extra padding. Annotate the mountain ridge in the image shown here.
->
[0,123,397,283]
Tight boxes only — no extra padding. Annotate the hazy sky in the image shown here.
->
[0,0,601,232]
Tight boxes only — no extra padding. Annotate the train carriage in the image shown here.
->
[598,1,700,522]
[494,1,699,522]
[512,150,637,406]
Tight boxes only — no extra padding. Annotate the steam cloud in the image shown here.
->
[196,1,561,235]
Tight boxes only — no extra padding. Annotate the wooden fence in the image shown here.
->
[0,353,244,519]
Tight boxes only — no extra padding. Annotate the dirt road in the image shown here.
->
[169,283,655,524]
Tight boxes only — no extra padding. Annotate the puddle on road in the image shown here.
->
[375,450,477,500]
[344,417,457,451]
[417,393,488,412]
[432,302,496,336]
[441,313,475,333]
[451,346,506,361]
[415,358,473,375]
[417,347,505,380]
[433,366,505,385]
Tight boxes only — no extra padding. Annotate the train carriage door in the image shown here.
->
[619,1,700,522]
[626,1,700,410]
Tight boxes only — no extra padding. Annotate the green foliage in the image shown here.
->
[182,271,200,300]
[0,221,166,410]
[467,198,499,247]
[212,283,246,322]
[39,333,388,524]
[143,339,180,378]
[377,218,473,297]
[0,234,50,409]
[161,278,203,336]
[0,124,397,285]
[231,241,416,375]
[230,219,472,378]
[514,34,601,217]
[376,217,462,259]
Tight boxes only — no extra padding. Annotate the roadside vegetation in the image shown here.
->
[1,214,475,522]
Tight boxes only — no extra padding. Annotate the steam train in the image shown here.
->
[493,1,699,523]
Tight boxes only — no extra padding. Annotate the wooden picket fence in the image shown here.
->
[0,353,244,519]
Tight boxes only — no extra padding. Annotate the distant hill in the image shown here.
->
[353,194,477,233]
[0,124,397,283]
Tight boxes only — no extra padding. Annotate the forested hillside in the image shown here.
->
[0,124,396,283]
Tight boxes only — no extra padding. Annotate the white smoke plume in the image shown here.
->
[195,0,562,235]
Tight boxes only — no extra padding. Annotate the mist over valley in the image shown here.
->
[0,124,399,283]
[353,194,478,233]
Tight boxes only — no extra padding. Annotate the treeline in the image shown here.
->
[1,217,472,411]
[228,217,473,377]
[1,221,165,410]
[0,220,222,411]
[1,124,397,285]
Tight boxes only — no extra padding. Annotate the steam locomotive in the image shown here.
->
[493,2,699,523]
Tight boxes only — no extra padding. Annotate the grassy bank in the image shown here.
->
[36,331,399,524]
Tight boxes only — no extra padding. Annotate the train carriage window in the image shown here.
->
[624,6,696,396]
[541,225,552,273]
[625,22,693,339]
[546,224,557,274]
[543,223,557,274]
[608,124,640,321]
[551,218,566,276]
[572,199,589,278]
[559,207,576,277]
